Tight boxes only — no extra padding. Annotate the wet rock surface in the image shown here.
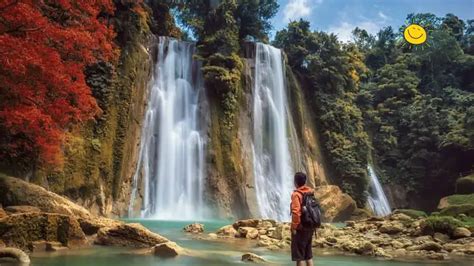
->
[241,252,267,263]
[183,223,204,234]
[95,223,169,248]
[215,214,474,261]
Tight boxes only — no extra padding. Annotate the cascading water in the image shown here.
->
[367,165,391,216]
[129,37,207,220]
[252,43,296,221]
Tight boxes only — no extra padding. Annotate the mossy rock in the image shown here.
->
[393,209,427,219]
[0,212,86,251]
[439,204,474,217]
[456,174,474,194]
[445,194,474,205]
[420,216,463,236]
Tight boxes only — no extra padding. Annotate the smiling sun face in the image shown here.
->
[403,24,427,45]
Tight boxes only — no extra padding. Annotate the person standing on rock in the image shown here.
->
[291,172,321,266]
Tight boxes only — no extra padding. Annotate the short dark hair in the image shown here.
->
[294,172,307,187]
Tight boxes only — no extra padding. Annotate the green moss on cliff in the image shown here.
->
[30,2,155,209]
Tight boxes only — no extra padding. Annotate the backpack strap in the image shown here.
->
[294,190,305,205]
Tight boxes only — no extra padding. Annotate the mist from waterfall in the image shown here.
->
[367,165,392,217]
[128,37,207,220]
[252,43,296,221]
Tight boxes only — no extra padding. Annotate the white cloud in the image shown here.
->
[283,0,322,22]
[378,11,389,21]
[328,21,380,42]
[328,10,390,42]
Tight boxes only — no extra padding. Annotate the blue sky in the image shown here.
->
[271,0,474,41]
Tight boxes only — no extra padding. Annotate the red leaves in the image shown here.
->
[0,0,117,166]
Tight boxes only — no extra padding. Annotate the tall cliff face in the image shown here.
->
[205,43,331,219]
[9,3,185,218]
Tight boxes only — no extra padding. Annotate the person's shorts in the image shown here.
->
[291,228,314,261]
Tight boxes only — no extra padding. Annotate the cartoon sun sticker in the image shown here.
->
[403,24,427,45]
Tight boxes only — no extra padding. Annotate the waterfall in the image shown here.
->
[252,43,296,221]
[367,165,391,217]
[128,37,207,220]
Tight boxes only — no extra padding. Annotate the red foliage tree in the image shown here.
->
[0,0,117,167]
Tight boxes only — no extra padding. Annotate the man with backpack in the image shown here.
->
[291,172,321,266]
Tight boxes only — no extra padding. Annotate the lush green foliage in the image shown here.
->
[357,14,474,203]
[274,20,370,206]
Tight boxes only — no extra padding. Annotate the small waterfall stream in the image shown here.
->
[367,165,391,216]
[252,43,297,221]
[129,37,207,220]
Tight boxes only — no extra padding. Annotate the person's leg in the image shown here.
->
[305,259,314,266]
[296,260,305,266]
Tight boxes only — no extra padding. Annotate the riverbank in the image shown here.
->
[208,214,474,262]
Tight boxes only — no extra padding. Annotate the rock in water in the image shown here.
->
[183,223,204,234]
[0,212,86,251]
[233,219,260,229]
[314,185,356,222]
[0,247,30,263]
[238,227,259,239]
[241,253,267,263]
[95,223,169,248]
[154,242,182,257]
[452,227,471,239]
[216,225,237,237]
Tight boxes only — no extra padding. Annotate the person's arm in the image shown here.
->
[291,192,301,234]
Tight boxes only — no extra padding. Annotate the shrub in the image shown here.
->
[393,209,427,218]
[420,216,463,236]
[455,175,474,194]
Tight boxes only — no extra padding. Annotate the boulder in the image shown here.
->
[0,174,91,219]
[269,223,291,240]
[95,223,168,248]
[183,223,204,234]
[78,216,122,235]
[314,185,356,222]
[433,233,450,243]
[355,241,376,255]
[241,252,267,263]
[257,220,276,228]
[238,227,259,239]
[153,241,182,257]
[208,233,218,239]
[414,241,443,252]
[437,197,450,210]
[216,225,237,237]
[4,205,41,214]
[0,247,30,263]
[233,219,260,229]
[0,207,7,219]
[389,213,412,222]
[379,222,403,234]
[452,227,471,239]
[0,212,86,251]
